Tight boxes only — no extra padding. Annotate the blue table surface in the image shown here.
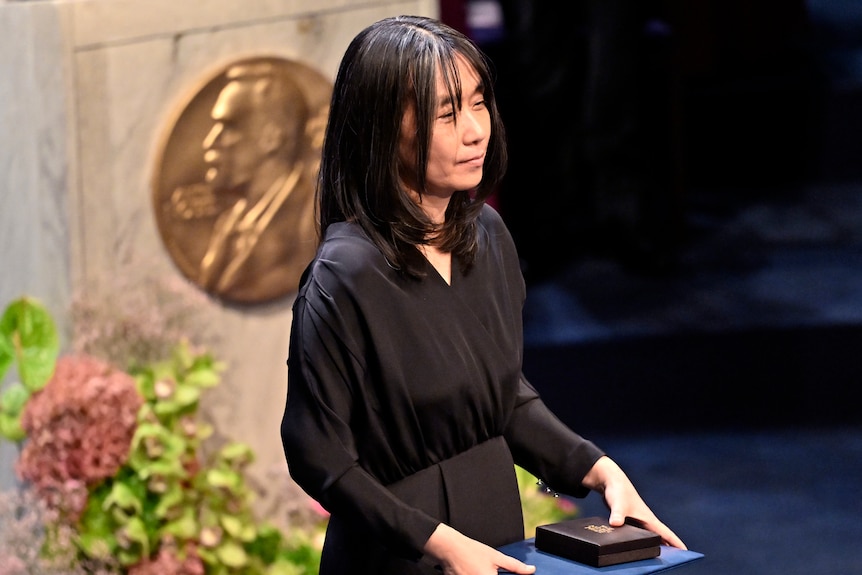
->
[497,538,704,575]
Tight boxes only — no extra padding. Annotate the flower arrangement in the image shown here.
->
[0,295,325,574]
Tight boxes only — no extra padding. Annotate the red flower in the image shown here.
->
[16,355,143,520]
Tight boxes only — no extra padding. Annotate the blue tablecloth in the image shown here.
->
[498,538,704,574]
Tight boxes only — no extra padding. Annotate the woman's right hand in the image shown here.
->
[423,523,536,575]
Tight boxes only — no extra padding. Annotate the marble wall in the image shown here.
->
[0,0,437,527]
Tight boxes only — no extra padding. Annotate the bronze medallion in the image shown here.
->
[152,56,330,304]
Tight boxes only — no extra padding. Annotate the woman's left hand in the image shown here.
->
[582,455,688,550]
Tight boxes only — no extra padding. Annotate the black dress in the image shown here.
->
[281,205,604,574]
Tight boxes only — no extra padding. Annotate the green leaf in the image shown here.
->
[153,485,186,518]
[129,422,188,470]
[266,559,305,575]
[131,421,169,444]
[184,367,221,388]
[118,516,151,563]
[134,369,157,400]
[153,384,200,416]
[206,468,242,490]
[103,481,144,517]
[77,531,117,560]
[162,508,199,539]
[240,523,257,542]
[0,328,13,382]
[220,515,256,542]
[197,547,218,566]
[0,297,59,391]
[174,383,201,405]
[136,457,186,480]
[0,382,29,413]
[0,383,29,440]
[78,491,120,559]
[220,442,254,466]
[116,550,141,567]
[0,412,25,441]
[215,540,249,568]
[196,422,214,440]
[245,525,284,564]
[220,514,245,538]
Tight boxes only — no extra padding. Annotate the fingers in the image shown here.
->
[653,522,687,550]
[608,510,626,527]
[495,552,536,574]
[619,515,688,551]
[427,523,537,575]
[590,456,689,551]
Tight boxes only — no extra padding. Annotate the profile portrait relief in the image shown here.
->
[153,56,331,304]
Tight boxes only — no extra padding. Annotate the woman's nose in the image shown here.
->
[461,110,488,144]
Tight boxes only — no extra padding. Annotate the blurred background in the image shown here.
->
[441,1,862,574]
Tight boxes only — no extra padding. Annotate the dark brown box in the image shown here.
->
[535,516,661,567]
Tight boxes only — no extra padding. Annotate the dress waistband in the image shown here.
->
[387,436,524,546]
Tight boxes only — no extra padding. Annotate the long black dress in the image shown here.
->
[281,204,605,574]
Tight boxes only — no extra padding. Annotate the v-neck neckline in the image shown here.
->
[426,257,452,286]
[419,245,453,286]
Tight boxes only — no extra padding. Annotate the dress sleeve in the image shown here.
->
[280,271,439,560]
[504,374,606,498]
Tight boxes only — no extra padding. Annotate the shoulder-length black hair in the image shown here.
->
[316,14,508,278]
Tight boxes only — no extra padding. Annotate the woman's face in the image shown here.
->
[398,55,491,212]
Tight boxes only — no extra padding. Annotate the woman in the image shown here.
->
[281,15,686,575]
